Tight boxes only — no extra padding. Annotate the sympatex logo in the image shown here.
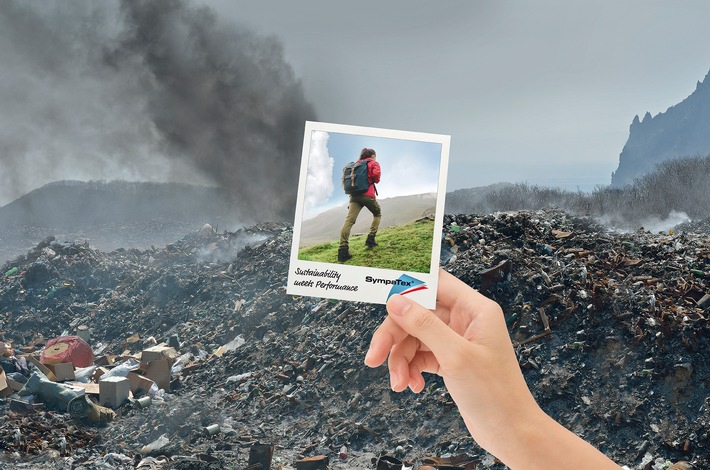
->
[388,274,427,298]
[363,273,428,299]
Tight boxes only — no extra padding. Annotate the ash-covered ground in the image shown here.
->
[1,210,708,469]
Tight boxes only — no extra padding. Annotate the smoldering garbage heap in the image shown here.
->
[0,211,708,469]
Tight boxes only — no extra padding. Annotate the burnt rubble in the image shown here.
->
[1,211,708,469]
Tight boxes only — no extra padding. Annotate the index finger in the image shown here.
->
[364,314,407,367]
[365,271,454,367]
[365,269,479,367]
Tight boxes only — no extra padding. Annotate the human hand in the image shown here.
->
[365,269,621,469]
[364,269,539,456]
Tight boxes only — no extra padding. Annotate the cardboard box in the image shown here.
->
[140,345,177,366]
[92,366,110,383]
[6,376,25,392]
[0,369,13,398]
[99,376,130,409]
[126,371,156,395]
[48,362,75,382]
[25,356,57,381]
[94,355,116,367]
[67,381,100,395]
[138,345,175,392]
[143,359,171,392]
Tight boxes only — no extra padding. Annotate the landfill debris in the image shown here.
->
[40,335,94,368]
[0,215,707,468]
[139,433,170,455]
[213,334,246,357]
[18,371,85,411]
[67,395,115,423]
[99,375,130,408]
[48,362,75,382]
[376,454,404,470]
[421,454,478,469]
[667,462,693,470]
[296,454,329,469]
[135,396,152,409]
[204,423,220,436]
[247,442,274,469]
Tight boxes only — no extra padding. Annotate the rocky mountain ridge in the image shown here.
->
[612,69,710,187]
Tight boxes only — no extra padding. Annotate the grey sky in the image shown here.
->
[206,0,710,192]
[2,1,710,208]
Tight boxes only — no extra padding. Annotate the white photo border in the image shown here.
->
[287,121,450,310]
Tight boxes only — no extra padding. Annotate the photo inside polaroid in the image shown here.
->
[288,121,450,309]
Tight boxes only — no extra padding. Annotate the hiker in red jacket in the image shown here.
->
[338,148,381,262]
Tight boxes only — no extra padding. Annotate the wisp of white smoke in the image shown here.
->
[637,210,691,233]
[597,210,691,233]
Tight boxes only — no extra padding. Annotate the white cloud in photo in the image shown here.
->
[379,154,439,199]
[304,130,334,216]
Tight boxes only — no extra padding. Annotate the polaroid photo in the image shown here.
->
[287,121,450,309]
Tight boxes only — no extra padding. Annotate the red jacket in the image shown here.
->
[362,158,381,198]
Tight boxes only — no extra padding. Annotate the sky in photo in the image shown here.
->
[302,129,442,219]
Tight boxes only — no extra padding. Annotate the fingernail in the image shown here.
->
[387,294,412,316]
[390,371,400,390]
[364,349,373,365]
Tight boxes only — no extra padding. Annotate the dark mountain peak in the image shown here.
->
[697,68,710,90]
[611,67,710,187]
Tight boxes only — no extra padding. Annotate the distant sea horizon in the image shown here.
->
[510,175,610,193]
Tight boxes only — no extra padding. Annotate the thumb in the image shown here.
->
[387,294,465,364]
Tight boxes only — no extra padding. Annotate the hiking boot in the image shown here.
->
[338,246,352,262]
[365,234,378,248]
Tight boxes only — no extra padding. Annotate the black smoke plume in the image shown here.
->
[0,0,316,220]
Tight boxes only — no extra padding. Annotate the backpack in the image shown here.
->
[342,159,370,195]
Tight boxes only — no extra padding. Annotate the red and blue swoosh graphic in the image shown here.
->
[387,274,428,299]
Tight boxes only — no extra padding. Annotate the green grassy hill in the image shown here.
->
[299,193,436,247]
[298,218,435,272]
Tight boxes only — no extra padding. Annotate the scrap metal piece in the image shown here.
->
[422,454,477,469]
[204,424,220,436]
[551,230,573,239]
[376,455,403,470]
[295,455,329,470]
[247,443,274,470]
[479,259,513,292]
[696,293,710,308]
